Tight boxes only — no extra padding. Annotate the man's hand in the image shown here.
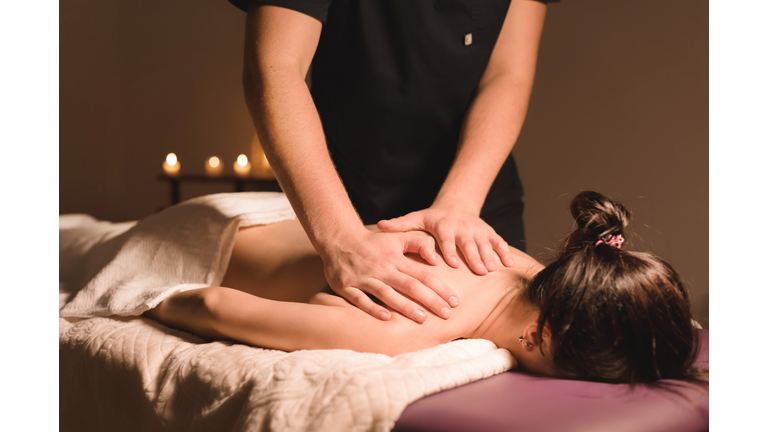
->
[377,208,515,275]
[321,229,459,324]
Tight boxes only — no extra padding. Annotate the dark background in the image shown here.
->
[59,0,708,327]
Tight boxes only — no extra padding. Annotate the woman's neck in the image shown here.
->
[468,287,525,351]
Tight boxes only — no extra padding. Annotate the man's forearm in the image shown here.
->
[242,41,366,254]
[434,74,534,215]
[434,0,546,215]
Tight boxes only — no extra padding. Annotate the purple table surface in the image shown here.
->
[393,330,709,432]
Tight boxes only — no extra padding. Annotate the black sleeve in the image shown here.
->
[227,0,332,24]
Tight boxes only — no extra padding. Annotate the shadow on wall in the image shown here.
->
[59,0,708,326]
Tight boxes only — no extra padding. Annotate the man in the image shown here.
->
[228,0,553,323]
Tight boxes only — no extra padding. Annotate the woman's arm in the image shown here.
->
[145,287,449,356]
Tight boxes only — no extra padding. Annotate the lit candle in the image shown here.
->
[163,153,180,177]
[205,156,223,177]
[233,154,252,178]
[251,133,276,179]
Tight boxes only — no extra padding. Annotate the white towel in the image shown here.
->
[59,192,296,317]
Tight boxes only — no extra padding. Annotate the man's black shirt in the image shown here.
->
[229,0,557,250]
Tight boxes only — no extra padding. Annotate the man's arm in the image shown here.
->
[242,3,457,323]
[378,0,548,274]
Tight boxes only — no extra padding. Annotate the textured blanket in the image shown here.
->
[59,192,297,317]
[59,192,516,431]
[60,315,514,432]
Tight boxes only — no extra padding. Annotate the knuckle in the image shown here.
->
[480,244,495,255]
[375,283,392,298]
[347,289,366,303]
[402,278,421,294]
[398,302,417,317]
[418,270,435,285]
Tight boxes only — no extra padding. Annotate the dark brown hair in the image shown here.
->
[521,191,704,384]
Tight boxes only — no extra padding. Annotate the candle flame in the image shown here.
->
[166,153,178,166]
[208,156,220,168]
[237,154,248,167]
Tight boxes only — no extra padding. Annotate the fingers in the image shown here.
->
[335,265,456,324]
[435,229,461,269]
[368,278,431,323]
[344,279,432,324]
[456,236,488,276]
[340,286,392,321]
[409,265,459,309]
[490,236,515,267]
[477,240,498,272]
[449,230,513,275]
[377,212,423,233]
[400,232,438,265]
[385,264,455,320]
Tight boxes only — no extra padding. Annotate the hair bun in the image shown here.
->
[560,191,631,257]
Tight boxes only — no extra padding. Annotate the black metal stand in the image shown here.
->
[158,174,282,206]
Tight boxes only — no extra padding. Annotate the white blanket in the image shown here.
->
[58,192,516,431]
[59,192,297,317]
[60,315,513,432]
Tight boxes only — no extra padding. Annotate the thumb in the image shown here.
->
[377,212,424,233]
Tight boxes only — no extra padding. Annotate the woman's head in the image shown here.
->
[520,191,701,384]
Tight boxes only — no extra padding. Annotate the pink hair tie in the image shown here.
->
[596,234,624,248]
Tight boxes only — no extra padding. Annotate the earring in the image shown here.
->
[518,336,532,347]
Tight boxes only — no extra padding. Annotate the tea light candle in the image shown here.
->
[233,154,251,178]
[205,156,223,177]
[163,153,180,177]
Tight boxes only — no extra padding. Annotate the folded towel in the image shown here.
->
[59,192,296,317]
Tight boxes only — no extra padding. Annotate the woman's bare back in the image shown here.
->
[223,220,540,333]
[147,219,543,355]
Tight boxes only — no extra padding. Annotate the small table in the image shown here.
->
[158,174,282,206]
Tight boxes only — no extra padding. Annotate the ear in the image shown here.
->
[521,320,552,351]
[521,322,541,352]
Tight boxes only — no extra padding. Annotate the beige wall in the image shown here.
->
[60,0,254,220]
[514,1,708,326]
[60,0,708,326]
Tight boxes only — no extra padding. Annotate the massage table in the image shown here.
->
[394,329,709,432]
[59,193,709,431]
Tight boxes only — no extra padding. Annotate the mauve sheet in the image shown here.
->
[393,329,709,432]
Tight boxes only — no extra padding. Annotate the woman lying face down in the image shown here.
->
[145,191,703,384]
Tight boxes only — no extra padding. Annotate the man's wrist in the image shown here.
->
[312,220,369,258]
[432,193,483,216]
